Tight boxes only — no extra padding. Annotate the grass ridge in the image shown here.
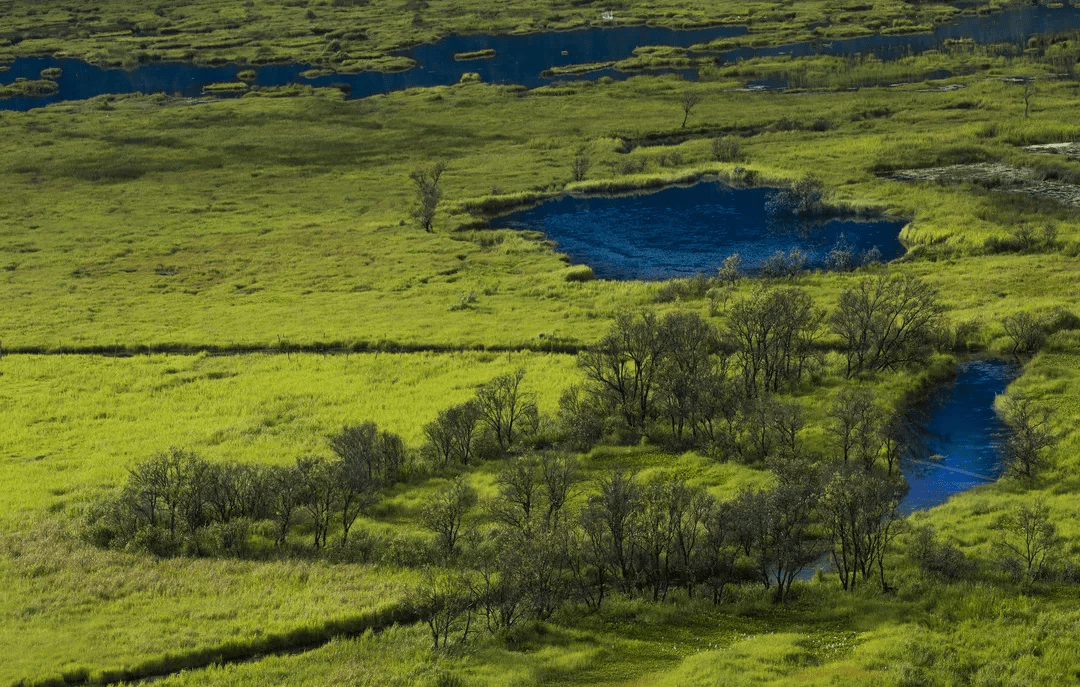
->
[16,604,422,687]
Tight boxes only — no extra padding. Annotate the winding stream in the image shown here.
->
[901,357,1020,513]
[4,5,1080,110]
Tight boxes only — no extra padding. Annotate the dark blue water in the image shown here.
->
[492,182,906,280]
[902,358,1020,513]
[4,4,1080,110]
[718,4,1080,63]
[0,25,743,111]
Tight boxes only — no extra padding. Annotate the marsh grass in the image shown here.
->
[5,73,1080,350]
[0,0,968,70]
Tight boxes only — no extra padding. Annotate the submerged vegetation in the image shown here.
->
[7,0,1080,685]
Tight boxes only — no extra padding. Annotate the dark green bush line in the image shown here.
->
[18,603,421,687]
[0,339,583,358]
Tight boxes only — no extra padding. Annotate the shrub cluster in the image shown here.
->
[86,422,409,556]
[418,455,907,650]
[566,275,944,454]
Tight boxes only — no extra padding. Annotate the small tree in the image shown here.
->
[766,174,825,217]
[997,394,1056,480]
[539,453,578,530]
[476,368,538,450]
[578,311,668,432]
[417,566,477,650]
[820,465,905,592]
[424,401,481,467]
[296,455,338,549]
[826,387,884,469]
[1002,311,1047,357]
[589,468,641,593]
[995,498,1061,583]
[557,384,607,452]
[717,253,742,286]
[824,234,857,272]
[738,459,822,603]
[679,89,702,128]
[410,160,446,232]
[830,273,945,377]
[422,477,478,556]
[908,525,974,581]
[266,464,304,547]
[491,454,541,536]
[711,136,740,162]
[571,153,591,182]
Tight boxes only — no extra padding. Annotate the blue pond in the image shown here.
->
[5,4,1080,110]
[492,182,906,281]
[902,358,1020,513]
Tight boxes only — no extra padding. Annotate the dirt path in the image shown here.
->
[890,162,1080,208]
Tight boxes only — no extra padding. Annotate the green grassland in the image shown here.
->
[6,6,1080,687]
[0,0,981,71]
[4,57,1080,350]
[2,532,417,686]
[0,350,936,686]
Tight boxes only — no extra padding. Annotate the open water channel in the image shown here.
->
[4,4,1080,110]
[901,358,1019,513]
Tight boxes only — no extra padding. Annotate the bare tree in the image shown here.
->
[698,498,739,603]
[655,311,723,442]
[634,477,681,601]
[734,460,822,603]
[679,89,702,128]
[410,160,446,232]
[557,384,607,452]
[329,422,403,546]
[266,464,303,547]
[297,455,338,549]
[669,480,713,598]
[491,454,540,536]
[766,399,806,461]
[572,502,612,608]
[539,453,578,530]
[588,467,641,593]
[725,286,825,397]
